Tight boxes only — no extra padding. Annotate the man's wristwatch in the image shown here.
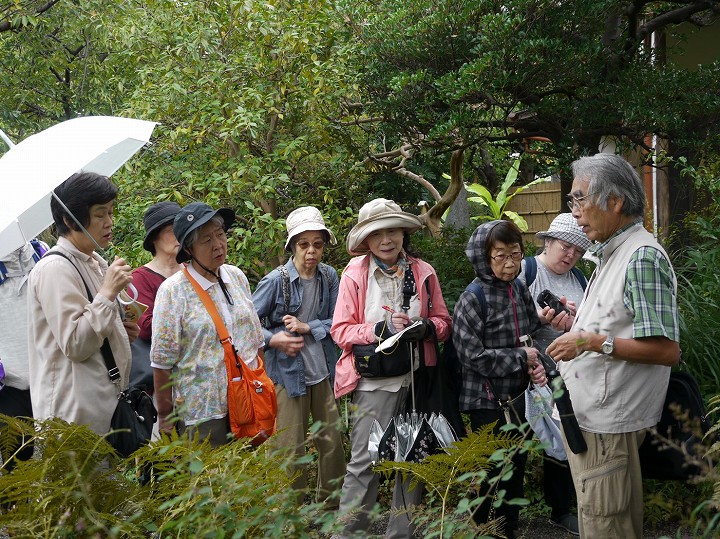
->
[601,336,615,355]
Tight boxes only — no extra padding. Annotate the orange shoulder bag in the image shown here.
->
[183,267,277,445]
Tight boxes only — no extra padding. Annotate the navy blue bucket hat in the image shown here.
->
[173,202,235,263]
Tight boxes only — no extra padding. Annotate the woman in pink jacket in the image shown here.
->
[331,198,452,539]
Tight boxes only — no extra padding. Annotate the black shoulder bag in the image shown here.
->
[352,266,416,378]
[44,252,157,457]
[639,367,713,480]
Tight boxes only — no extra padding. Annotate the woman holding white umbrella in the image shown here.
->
[27,172,138,435]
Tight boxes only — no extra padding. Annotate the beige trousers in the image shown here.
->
[565,429,646,539]
[270,380,346,508]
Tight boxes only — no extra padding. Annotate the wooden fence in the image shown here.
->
[506,181,562,248]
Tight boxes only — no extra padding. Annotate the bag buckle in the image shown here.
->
[107,366,121,384]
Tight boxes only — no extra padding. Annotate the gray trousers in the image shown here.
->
[337,387,424,539]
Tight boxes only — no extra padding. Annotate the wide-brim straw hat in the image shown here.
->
[536,212,591,251]
[142,201,182,252]
[346,198,422,256]
[284,206,337,251]
[173,202,235,263]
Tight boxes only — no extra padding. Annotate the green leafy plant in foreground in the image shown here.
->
[372,423,527,538]
[0,415,340,538]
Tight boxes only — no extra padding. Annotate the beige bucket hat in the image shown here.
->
[284,206,337,250]
[346,198,422,256]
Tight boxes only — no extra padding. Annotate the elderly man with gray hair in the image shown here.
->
[546,153,680,538]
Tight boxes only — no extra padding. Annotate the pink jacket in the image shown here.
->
[331,254,452,398]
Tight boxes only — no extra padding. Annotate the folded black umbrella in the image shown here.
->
[547,369,587,454]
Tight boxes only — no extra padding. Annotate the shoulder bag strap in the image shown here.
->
[571,266,588,291]
[277,264,291,314]
[43,251,120,383]
[401,264,417,313]
[182,266,244,380]
[523,256,537,287]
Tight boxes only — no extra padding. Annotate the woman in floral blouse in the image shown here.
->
[151,202,264,447]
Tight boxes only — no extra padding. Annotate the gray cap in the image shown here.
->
[536,213,591,251]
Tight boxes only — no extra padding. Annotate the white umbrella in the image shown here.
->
[0,116,157,259]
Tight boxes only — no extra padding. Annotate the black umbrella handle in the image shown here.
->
[547,369,587,454]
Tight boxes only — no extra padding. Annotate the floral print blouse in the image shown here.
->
[151,263,264,425]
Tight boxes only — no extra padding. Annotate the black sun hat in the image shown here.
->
[173,202,235,263]
[142,201,182,252]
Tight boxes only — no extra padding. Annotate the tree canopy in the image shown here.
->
[2,0,719,273]
[348,0,720,159]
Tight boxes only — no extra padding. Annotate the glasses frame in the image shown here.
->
[556,241,584,257]
[295,239,326,251]
[566,193,593,211]
[490,252,523,263]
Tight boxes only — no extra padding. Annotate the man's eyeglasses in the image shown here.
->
[566,193,592,211]
[490,252,523,263]
[296,240,325,250]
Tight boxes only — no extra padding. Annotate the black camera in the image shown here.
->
[537,289,570,316]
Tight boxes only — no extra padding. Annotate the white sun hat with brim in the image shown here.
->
[536,212,591,252]
[346,198,423,256]
[284,206,337,251]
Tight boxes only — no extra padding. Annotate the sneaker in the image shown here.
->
[549,513,579,536]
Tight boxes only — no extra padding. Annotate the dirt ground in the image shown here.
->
[516,516,692,539]
[365,513,693,538]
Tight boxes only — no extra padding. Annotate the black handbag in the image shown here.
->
[353,340,412,378]
[98,331,157,458]
[107,386,157,457]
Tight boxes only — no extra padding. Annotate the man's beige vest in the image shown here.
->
[559,224,676,433]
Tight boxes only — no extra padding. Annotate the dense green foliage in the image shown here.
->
[675,213,720,392]
[0,415,341,538]
[106,0,368,280]
[346,0,720,160]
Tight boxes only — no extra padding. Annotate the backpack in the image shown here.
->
[639,370,712,480]
[0,239,48,286]
[276,263,330,315]
[440,280,488,403]
[523,256,587,291]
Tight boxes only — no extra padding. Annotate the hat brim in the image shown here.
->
[143,214,177,252]
[346,213,422,256]
[176,208,236,263]
[285,223,337,250]
[536,230,591,251]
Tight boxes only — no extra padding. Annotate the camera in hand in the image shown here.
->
[537,289,570,316]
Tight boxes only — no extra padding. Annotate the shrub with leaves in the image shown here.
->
[465,158,550,232]
[0,415,343,538]
[371,423,529,538]
[674,214,720,392]
[412,227,475,315]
